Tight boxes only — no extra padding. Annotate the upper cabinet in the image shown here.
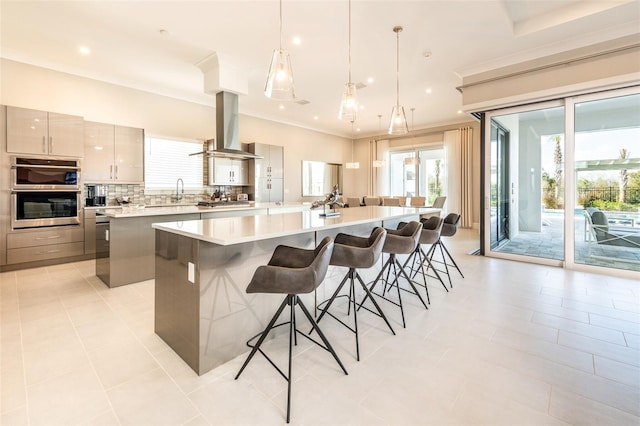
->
[7,106,84,157]
[249,143,283,179]
[84,121,144,183]
[210,157,248,186]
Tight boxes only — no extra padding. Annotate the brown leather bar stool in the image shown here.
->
[360,221,428,328]
[314,227,395,361]
[400,217,448,304]
[427,213,464,288]
[234,236,348,423]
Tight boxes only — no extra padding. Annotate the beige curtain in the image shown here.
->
[460,127,473,228]
[444,127,473,228]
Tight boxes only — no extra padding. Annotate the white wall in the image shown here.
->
[0,59,351,202]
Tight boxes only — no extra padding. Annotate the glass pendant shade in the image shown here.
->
[372,160,385,168]
[345,161,360,169]
[389,105,409,135]
[338,83,358,121]
[265,48,295,100]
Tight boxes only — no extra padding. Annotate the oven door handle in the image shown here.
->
[11,164,80,170]
[11,188,81,193]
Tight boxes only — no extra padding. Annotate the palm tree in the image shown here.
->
[552,135,563,200]
[620,148,630,203]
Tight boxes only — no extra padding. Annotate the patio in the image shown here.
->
[494,210,640,272]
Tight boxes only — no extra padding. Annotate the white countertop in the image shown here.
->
[95,202,312,218]
[152,206,439,246]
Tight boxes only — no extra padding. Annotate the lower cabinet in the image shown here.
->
[6,227,84,264]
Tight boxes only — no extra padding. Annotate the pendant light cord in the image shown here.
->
[279,0,283,51]
[348,0,352,84]
[396,28,400,108]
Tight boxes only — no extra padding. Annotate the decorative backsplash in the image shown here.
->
[86,184,248,206]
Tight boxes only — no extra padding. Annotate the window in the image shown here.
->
[144,137,203,190]
[388,148,445,202]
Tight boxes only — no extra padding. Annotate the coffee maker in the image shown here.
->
[86,184,107,206]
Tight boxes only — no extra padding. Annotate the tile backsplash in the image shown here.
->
[86,184,249,206]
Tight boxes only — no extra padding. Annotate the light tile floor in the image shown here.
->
[1,229,639,425]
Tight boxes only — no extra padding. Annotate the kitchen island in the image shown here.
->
[94,202,309,287]
[152,206,439,375]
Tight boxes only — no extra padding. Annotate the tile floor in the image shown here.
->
[1,229,639,425]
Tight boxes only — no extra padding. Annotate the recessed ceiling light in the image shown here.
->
[78,46,91,55]
[356,127,361,132]
[359,105,365,110]
[313,115,319,120]
[367,77,374,84]
[457,110,463,114]
[292,36,301,45]
[425,88,432,94]
[279,105,285,110]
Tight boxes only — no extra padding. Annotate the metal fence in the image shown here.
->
[578,187,640,204]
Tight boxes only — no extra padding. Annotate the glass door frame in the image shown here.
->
[483,99,565,268]
[482,86,640,279]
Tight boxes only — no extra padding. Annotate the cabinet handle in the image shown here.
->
[49,136,53,153]
[42,136,46,153]
[115,165,118,179]
[35,235,61,240]
[36,249,61,255]
[110,165,113,179]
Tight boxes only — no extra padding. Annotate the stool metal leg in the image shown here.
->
[287,295,295,423]
[440,240,464,280]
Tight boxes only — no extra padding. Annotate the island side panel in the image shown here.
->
[196,232,315,375]
[155,230,201,372]
[107,213,200,287]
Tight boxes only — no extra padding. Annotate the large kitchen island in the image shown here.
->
[151,205,439,375]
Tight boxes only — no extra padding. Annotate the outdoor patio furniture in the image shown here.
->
[584,209,640,264]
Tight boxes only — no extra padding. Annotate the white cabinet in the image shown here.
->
[84,121,144,183]
[249,143,284,203]
[7,106,84,157]
[210,158,248,185]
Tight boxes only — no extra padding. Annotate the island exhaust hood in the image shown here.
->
[190,91,262,159]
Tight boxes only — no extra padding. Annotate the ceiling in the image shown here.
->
[1,1,638,138]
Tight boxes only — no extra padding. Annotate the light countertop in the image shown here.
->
[152,206,440,246]
[95,202,312,218]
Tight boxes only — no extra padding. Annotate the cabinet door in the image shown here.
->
[269,178,284,203]
[48,112,84,157]
[233,159,248,185]
[269,145,284,179]
[114,126,144,183]
[6,106,48,155]
[213,158,232,184]
[83,121,115,182]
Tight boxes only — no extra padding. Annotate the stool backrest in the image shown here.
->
[442,213,461,237]
[368,227,387,264]
[421,216,442,230]
[385,221,421,254]
[419,217,443,245]
[312,236,334,288]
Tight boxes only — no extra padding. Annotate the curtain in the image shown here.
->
[460,127,474,228]
[444,127,473,227]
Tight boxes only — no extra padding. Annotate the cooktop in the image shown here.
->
[197,201,251,207]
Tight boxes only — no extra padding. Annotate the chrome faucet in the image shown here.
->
[175,178,184,202]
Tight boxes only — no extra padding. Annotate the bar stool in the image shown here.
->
[360,221,428,328]
[234,236,348,423]
[401,217,448,304]
[427,213,464,288]
[314,227,395,361]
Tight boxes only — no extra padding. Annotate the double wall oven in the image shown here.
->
[10,157,82,229]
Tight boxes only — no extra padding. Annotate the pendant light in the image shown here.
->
[388,26,408,135]
[265,0,295,100]
[338,0,358,121]
[345,121,360,169]
[404,109,419,165]
[373,114,384,167]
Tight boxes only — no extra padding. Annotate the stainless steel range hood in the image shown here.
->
[190,91,262,159]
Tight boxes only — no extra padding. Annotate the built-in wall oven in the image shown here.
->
[10,157,82,229]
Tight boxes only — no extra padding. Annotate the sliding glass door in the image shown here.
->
[484,87,640,275]
[486,102,565,263]
[389,148,445,203]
